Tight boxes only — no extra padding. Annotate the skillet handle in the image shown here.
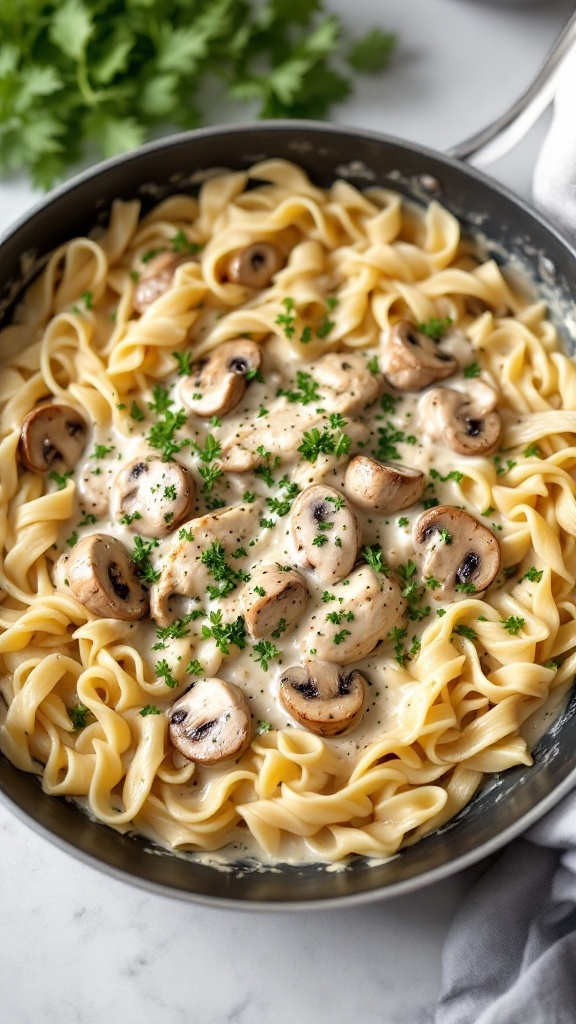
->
[448,10,576,166]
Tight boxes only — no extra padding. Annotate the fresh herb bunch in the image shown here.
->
[0,0,396,188]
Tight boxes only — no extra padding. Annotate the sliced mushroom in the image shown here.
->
[179,339,262,418]
[19,404,87,474]
[279,661,365,737]
[242,565,309,639]
[291,485,361,585]
[133,251,198,314]
[303,564,406,664]
[151,502,261,626]
[113,457,195,538]
[419,381,502,456]
[312,352,383,415]
[66,534,149,620]
[344,455,425,514]
[413,505,500,597]
[380,320,458,391]
[169,678,252,764]
[226,242,285,289]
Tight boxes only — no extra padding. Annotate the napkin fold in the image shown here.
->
[436,39,576,1024]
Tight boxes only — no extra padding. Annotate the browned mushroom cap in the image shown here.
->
[67,534,149,620]
[313,352,383,415]
[419,383,502,456]
[380,320,458,391]
[304,564,406,664]
[344,455,425,514]
[413,505,500,597]
[179,339,262,418]
[290,485,361,585]
[133,251,198,314]
[226,242,285,289]
[279,661,365,737]
[114,457,195,538]
[169,678,252,764]
[242,565,309,639]
[19,404,87,474]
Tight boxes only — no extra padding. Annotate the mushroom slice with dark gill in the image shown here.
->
[133,251,198,314]
[312,352,383,415]
[304,564,406,665]
[66,534,149,620]
[290,484,361,585]
[344,455,425,514]
[114,457,195,538]
[169,678,252,764]
[225,242,285,289]
[380,320,458,391]
[279,661,365,737]
[179,339,262,418]
[419,381,502,456]
[19,404,87,474]
[242,564,309,640]
[413,505,500,598]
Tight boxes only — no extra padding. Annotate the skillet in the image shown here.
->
[1,19,576,909]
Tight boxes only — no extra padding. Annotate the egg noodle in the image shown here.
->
[1,159,576,863]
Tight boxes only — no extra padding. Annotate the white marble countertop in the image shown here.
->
[1,2,574,1021]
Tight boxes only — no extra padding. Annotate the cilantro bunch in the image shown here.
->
[0,0,396,188]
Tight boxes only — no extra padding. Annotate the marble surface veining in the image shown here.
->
[1,1,574,1021]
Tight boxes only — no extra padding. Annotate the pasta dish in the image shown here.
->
[1,159,575,863]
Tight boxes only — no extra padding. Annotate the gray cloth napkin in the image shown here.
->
[436,44,576,1024]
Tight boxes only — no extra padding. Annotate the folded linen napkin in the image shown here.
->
[436,41,576,1024]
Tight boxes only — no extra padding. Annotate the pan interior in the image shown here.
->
[1,122,576,905]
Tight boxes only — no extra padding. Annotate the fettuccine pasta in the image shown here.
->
[1,159,575,863]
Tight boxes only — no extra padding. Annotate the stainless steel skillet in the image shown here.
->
[1,15,576,908]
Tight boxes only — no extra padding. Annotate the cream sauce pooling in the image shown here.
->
[54,326,507,763]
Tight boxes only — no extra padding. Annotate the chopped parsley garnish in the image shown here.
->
[67,704,91,730]
[416,316,452,340]
[173,350,193,375]
[300,325,312,345]
[130,401,145,422]
[523,443,541,458]
[139,705,161,716]
[362,544,389,575]
[252,640,281,671]
[147,408,189,461]
[312,534,328,546]
[333,629,351,645]
[439,528,452,544]
[155,659,178,688]
[275,296,297,339]
[257,720,273,734]
[178,527,194,541]
[455,582,477,594]
[49,470,73,489]
[201,540,250,598]
[278,370,320,405]
[326,610,354,624]
[453,624,478,641]
[78,512,97,527]
[91,443,114,459]
[429,469,463,484]
[119,510,142,525]
[325,494,346,511]
[367,355,380,375]
[186,659,204,676]
[522,566,543,583]
[65,531,78,547]
[201,611,247,655]
[132,535,160,583]
[463,361,481,378]
[373,422,416,462]
[322,590,336,603]
[397,517,409,527]
[152,614,198,650]
[500,616,525,635]
[271,618,287,639]
[171,230,202,256]
[297,426,351,463]
[388,625,408,665]
[148,385,173,415]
